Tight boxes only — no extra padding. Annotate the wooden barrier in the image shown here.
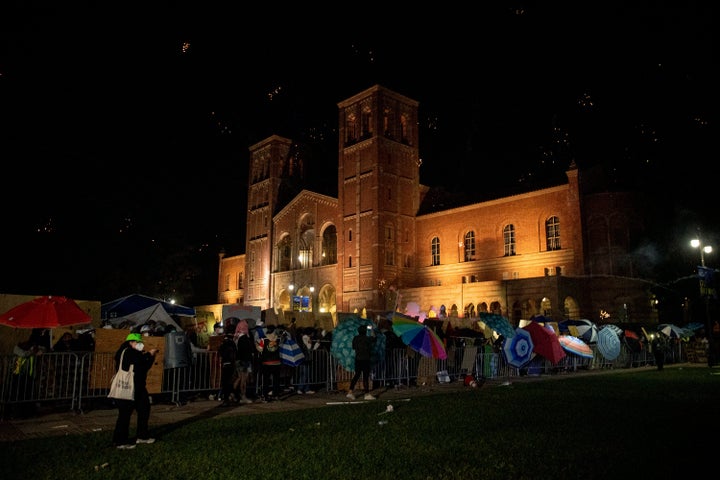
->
[91,329,165,394]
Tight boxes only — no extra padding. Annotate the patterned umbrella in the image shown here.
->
[558,335,594,359]
[477,312,516,339]
[502,327,534,368]
[391,313,447,359]
[658,323,691,339]
[600,324,624,338]
[597,326,621,360]
[330,315,385,372]
[559,319,599,344]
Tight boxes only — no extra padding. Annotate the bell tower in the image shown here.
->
[245,135,293,309]
[336,85,421,312]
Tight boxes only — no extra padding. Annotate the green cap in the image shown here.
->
[126,333,143,342]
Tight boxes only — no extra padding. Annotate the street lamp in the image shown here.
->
[691,235,714,366]
[690,238,712,267]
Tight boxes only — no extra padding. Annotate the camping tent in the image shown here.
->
[102,294,195,321]
[103,303,183,332]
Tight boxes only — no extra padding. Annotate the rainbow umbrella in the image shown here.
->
[558,335,594,359]
[391,313,447,359]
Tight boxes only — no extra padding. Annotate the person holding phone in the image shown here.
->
[346,324,377,400]
[111,332,159,449]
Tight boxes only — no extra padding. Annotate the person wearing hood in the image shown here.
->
[112,333,159,449]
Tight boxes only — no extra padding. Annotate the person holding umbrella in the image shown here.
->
[346,325,377,400]
[112,333,159,449]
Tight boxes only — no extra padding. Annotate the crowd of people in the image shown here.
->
[203,318,333,405]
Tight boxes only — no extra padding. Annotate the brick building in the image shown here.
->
[215,85,656,328]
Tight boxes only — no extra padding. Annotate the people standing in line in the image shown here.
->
[256,327,282,401]
[233,319,255,403]
[53,332,76,352]
[10,338,45,418]
[112,333,159,449]
[218,333,238,406]
[347,325,377,400]
[29,328,52,353]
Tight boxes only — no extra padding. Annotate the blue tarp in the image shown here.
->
[101,294,195,320]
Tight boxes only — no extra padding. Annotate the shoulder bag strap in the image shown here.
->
[118,347,132,373]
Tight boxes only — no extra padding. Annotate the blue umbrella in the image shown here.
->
[502,327,534,368]
[597,327,621,360]
[658,323,691,339]
[559,319,598,344]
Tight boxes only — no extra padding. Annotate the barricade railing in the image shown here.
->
[0,340,684,416]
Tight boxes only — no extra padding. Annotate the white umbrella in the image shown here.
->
[658,324,691,339]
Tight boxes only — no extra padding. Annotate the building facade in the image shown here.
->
[216,85,656,328]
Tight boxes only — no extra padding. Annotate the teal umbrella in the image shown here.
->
[330,316,385,372]
[477,312,516,339]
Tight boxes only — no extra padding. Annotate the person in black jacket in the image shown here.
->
[112,332,158,449]
[346,325,377,401]
[218,333,238,405]
[233,319,255,403]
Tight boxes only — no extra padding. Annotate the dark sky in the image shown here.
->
[0,2,714,304]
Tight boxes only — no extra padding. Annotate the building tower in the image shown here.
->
[336,85,421,312]
[244,135,294,309]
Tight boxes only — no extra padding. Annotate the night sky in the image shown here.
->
[0,2,714,305]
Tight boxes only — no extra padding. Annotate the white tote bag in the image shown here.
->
[108,348,135,400]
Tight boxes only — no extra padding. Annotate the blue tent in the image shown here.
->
[101,294,195,320]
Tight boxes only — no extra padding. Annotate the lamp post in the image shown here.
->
[690,238,712,267]
[288,282,295,312]
[309,285,315,313]
[691,236,714,366]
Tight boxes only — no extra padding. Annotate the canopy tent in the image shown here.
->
[102,294,195,321]
[103,303,183,332]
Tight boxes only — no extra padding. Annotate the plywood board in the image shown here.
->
[91,329,164,394]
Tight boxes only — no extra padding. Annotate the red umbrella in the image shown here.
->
[0,296,92,329]
[523,322,566,364]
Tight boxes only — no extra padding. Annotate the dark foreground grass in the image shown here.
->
[2,366,718,480]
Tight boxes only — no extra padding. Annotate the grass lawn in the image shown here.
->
[2,366,717,479]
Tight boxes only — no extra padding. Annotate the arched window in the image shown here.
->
[504,224,516,256]
[321,225,337,265]
[346,113,357,144]
[464,231,476,261]
[546,216,561,251]
[361,106,373,139]
[383,108,391,137]
[276,236,292,272]
[431,237,440,266]
[400,114,409,144]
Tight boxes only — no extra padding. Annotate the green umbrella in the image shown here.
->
[330,315,385,372]
[477,312,516,339]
